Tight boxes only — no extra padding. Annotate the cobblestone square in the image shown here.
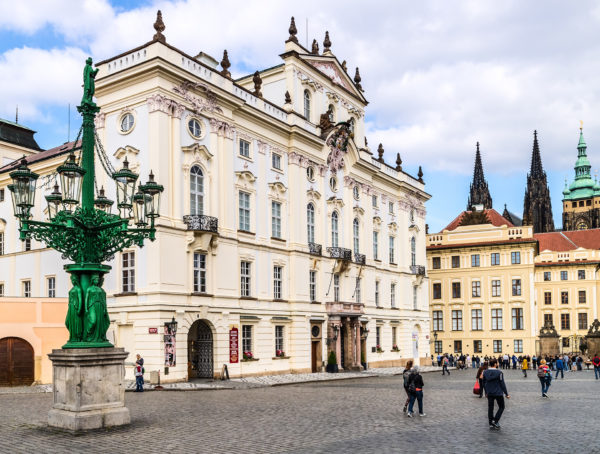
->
[1,368,599,454]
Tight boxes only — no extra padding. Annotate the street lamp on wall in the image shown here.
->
[165,316,177,335]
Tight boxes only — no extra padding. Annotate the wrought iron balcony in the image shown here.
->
[354,253,366,265]
[308,242,322,256]
[410,265,426,276]
[183,214,218,233]
[327,247,352,261]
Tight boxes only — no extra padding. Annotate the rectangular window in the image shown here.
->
[432,283,441,299]
[239,139,250,158]
[578,270,586,280]
[375,280,380,306]
[491,253,500,266]
[241,261,251,297]
[543,271,551,281]
[579,290,586,304]
[392,326,397,348]
[372,195,378,207]
[373,231,379,260]
[242,325,252,354]
[355,277,361,303]
[0,232,3,255]
[561,313,570,330]
[273,266,282,299]
[389,236,395,264]
[47,277,56,298]
[0,283,3,297]
[492,280,501,297]
[561,270,568,281]
[454,340,462,353]
[514,339,523,354]
[0,188,4,202]
[434,340,443,354]
[452,310,463,331]
[390,283,396,308]
[272,153,281,170]
[512,279,521,296]
[309,270,317,302]
[493,340,502,353]
[511,251,521,264]
[275,325,284,353]
[473,340,482,353]
[451,256,460,268]
[413,286,418,310]
[238,191,251,231]
[544,291,552,305]
[433,311,443,331]
[471,254,480,267]
[511,308,524,330]
[471,309,483,331]
[333,274,340,302]
[271,201,281,238]
[432,257,441,269]
[388,201,394,214]
[22,280,31,297]
[472,281,481,297]
[452,282,461,299]
[122,251,135,293]
[561,291,568,304]
[376,326,381,348]
[579,312,588,330]
[193,253,206,293]
[24,238,31,251]
[544,313,553,326]
[491,308,503,330]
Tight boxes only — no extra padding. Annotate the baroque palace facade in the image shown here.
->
[0,13,430,384]
[428,132,600,357]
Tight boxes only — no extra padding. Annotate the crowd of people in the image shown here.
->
[434,352,590,372]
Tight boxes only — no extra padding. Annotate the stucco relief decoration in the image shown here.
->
[400,194,426,219]
[172,81,223,114]
[268,182,287,201]
[309,61,353,91]
[296,69,324,92]
[114,146,140,173]
[209,119,235,139]
[257,140,268,155]
[147,93,185,118]
[94,112,106,129]
[326,121,353,173]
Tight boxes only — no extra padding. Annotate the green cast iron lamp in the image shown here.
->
[45,183,63,221]
[139,170,164,219]
[57,152,85,213]
[93,186,113,214]
[112,157,138,218]
[9,157,39,220]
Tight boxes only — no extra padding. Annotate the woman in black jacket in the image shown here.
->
[406,366,426,417]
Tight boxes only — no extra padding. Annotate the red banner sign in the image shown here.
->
[148,327,158,334]
[230,328,239,363]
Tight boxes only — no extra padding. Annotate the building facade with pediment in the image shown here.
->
[0,13,430,382]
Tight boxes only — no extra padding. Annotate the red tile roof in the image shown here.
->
[563,229,600,250]
[535,229,600,252]
[442,209,514,232]
[0,140,81,173]
[427,238,536,251]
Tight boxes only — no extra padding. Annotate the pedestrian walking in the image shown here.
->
[402,360,414,413]
[592,354,600,379]
[555,357,564,379]
[442,355,450,376]
[482,359,510,430]
[522,357,528,378]
[532,355,537,369]
[406,366,425,417]
[134,363,144,392]
[537,359,552,397]
[476,361,488,398]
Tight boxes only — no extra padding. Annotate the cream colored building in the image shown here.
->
[0,15,430,383]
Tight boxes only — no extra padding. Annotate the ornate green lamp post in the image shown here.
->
[8,58,163,348]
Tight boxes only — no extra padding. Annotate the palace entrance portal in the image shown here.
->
[188,320,214,379]
[0,337,34,386]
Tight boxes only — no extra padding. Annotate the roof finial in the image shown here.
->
[354,67,363,91]
[220,50,231,78]
[252,71,263,98]
[311,39,319,55]
[580,119,584,131]
[418,166,424,184]
[377,143,384,162]
[153,10,166,43]
[395,153,402,171]
[284,91,291,104]
[288,17,298,43]
[323,31,331,52]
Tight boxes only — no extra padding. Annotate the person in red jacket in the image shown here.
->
[592,354,600,380]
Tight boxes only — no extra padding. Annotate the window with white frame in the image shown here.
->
[392,326,397,348]
[355,277,361,303]
[471,309,482,330]
[193,252,206,293]
[491,280,501,297]
[0,232,3,255]
[512,279,521,296]
[190,165,204,215]
[307,203,315,243]
[239,139,250,158]
[241,261,251,297]
[372,195,378,207]
[472,280,481,297]
[273,266,283,299]
[0,188,4,202]
[410,237,416,266]
[309,270,317,302]
[47,276,56,298]
[452,310,463,330]
[511,308,524,330]
[271,201,282,238]
[238,191,250,231]
[514,339,523,353]
[413,286,418,309]
[22,280,31,297]
[331,212,339,247]
[242,325,252,354]
[390,283,396,308]
[389,201,394,214]
[373,231,379,260]
[303,90,311,120]
[389,236,395,264]
[434,340,443,354]
[491,308,503,330]
[333,274,340,302]
[433,311,443,331]
[493,340,502,353]
[122,251,135,293]
[353,218,360,254]
[375,280,380,306]
[275,325,284,354]
[0,283,4,297]
[272,153,282,170]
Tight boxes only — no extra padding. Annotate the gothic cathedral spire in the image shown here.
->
[467,142,493,210]
[522,130,555,233]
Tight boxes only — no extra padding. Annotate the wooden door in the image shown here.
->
[311,341,318,373]
[0,338,34,386]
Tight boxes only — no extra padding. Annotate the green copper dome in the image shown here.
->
[564,128,596,200]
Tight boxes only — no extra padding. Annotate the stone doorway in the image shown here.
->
[340,325,346,369]
[188,320,214,379]
[0,337,34,386]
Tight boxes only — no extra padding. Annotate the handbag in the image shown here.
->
[473,380,480,395]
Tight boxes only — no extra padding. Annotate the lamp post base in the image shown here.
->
[48,347,130,431]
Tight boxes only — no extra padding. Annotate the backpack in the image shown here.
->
[407,375,417,393]
[537,366,546,378]
[403,371,410,387]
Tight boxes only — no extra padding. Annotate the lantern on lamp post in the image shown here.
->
[45,184,63,221]
[139,170,164,220]
[93,187,113,214]
[112,157,137,218]
[56,152,85,213]
[9,157,39,220]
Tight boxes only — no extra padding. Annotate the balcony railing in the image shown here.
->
[410,265,426,276]
[327,247,352,261]
[183,214,219,233]
[354,253,366,265]
[308,242,322,256]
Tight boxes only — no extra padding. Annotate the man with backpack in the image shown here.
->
[482,358,510,430]
[442,355,450,376]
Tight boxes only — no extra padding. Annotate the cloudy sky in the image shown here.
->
[1,0,598,231]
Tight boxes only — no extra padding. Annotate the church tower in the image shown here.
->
[522,131,554,232]
[467,142,493,210]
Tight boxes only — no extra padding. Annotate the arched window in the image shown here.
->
[304,90,311,121]
[331,211,339,247]
[411,236,416,266]
[307,203,315,243]
[190,165,204,215]
[353,218,360,254]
